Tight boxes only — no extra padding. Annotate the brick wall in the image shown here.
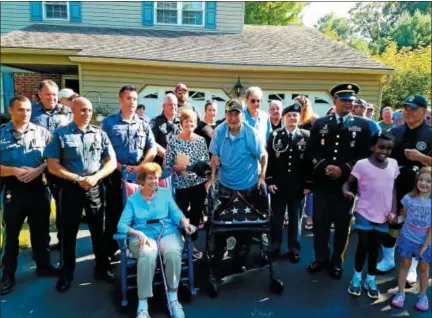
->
[14,73,61,102]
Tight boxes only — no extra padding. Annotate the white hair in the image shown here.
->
[381,106,393,113]
[245,86,263,99]
[163,93,177,105]
[269,100,283,108]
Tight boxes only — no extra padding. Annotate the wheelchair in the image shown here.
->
[113,171,197,310]
[204,183,284,297]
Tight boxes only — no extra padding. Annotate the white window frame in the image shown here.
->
[154,1,205,27]
[43,1,70,21]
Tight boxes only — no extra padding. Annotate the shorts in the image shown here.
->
[352,212,389,233]
[396,234,432,264]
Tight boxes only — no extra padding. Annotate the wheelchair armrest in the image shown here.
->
[113,232,127,249]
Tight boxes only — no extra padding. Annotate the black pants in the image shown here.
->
[47,175,62,244]
[104,171,124,257]
[1,181,51,278]
[270,190,302,253]
[312,189,353,267]
[175,182,206,241]
[59,182,110,278]
[354,230,383,275]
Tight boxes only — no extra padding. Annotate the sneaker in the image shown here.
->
[391,292,405,308]
[170,300,185,318]
[415,295,429,312]
[363,279,380,299]
[348,276,362,296]
[137,310,151,318]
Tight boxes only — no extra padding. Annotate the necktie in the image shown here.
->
[338,117,344,129]
[287,133,292,142]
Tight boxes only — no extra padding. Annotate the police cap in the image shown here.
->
[403,94,428,109]
[330,83,360,101]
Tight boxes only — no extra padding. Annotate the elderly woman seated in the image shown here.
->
[117,162,196,318]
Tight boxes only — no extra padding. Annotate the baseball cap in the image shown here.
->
[58,88,79,100]
[175,83,188,93]
[403,94,428,109]
[225,99,243,113]
[353,98,367,108]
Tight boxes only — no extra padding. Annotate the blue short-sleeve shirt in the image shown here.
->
[44,122,116,175]
[30,102,72,133]
[209,122,264,190]
[243,109,272,145]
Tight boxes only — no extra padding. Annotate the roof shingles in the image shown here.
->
[1,24,391,70]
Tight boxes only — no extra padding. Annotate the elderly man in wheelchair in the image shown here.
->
[117,162,196,318]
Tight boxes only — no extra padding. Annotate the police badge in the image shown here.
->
[159,123,167,134]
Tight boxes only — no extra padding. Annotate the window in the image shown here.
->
[268,93,285,103]
[189,91,205,101]
[43,2,69,20]
[156,2,204,26]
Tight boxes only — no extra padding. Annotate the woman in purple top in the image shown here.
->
[343,132,399,299]
[391,166,431,312]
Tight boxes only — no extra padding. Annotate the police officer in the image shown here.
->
[377,94,432,283]
[101,85,157,259]
[266,103,310,262]
[0,96,58,296]
[31,80,73,249]
[305,83,380,279]
[45,97,117,293]
[150,93,182,165]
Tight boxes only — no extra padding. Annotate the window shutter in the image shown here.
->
[69,2,82,22]
[30,2,43,21]
[142,2,154,26]
[205,2,217,29]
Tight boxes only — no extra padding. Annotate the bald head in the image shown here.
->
[72,97,93,126]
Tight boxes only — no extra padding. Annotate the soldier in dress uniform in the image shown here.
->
[266,103,310,262]
[45,97,117,293]
[376,94,432,285]
[305,83,380,279]
[0,96,59,296]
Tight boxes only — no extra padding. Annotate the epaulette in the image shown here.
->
[271,127,285,137]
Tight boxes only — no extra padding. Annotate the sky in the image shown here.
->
[301,2,357,28]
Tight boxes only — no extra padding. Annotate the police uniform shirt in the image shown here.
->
[30,102,73,133]
[101,112,155,165]
[305,113,380,187]
[266,127,310,191]
[149,113,181,150]
[44,122,116,175]
[0,122,50,168]
[390,120,432,199]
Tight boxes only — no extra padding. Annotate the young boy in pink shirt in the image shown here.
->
[343,132,399,299]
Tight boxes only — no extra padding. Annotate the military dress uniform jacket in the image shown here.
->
[305,114,376,191]
[390,120,432,206]
[266,127,310,196]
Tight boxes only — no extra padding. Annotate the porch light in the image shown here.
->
[229,76,245,98]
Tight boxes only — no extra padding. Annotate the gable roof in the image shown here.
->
[1,24,392,71]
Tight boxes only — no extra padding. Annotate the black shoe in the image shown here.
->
[0,276,15,296]
[94,269,116,283]
[36,263,60,277]
[56,276,73,293]
[287,251,300,264]
[329,264,343,280]
[50,243,61,251]
[307,260,329,273]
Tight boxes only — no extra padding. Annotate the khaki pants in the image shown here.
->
[129,233,184,300]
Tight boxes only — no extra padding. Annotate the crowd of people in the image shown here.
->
[0,79,431,318]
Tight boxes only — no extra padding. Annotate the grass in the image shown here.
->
[0,200,57,250]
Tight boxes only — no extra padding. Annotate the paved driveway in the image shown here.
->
[1,226,430,318]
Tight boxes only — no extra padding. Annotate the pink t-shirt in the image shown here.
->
[351,158,400,223]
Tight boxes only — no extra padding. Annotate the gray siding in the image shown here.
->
[1,1,244,34]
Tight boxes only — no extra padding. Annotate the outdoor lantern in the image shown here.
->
[229,76,245,98]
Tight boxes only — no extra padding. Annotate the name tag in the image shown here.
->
[348,126,362,132]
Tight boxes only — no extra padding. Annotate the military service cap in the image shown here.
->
[330,83,360,101]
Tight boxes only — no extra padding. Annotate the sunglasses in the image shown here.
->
[249,99,261,104]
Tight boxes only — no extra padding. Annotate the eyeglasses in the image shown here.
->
[249,99,261,104]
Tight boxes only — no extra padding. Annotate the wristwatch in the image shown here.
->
[74,175,82,183]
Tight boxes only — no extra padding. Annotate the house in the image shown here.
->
[0,1,393,119]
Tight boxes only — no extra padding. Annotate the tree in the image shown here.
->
[245,2,306,25]
[373,42,431,107]
[316,13,352,42]
[388,10,431,49]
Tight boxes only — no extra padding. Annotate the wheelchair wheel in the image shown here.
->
[269,277,284,294]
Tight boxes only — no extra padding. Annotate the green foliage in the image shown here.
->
[388,10,431,49]
[245,2,306,25]
[373,42,431,107]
